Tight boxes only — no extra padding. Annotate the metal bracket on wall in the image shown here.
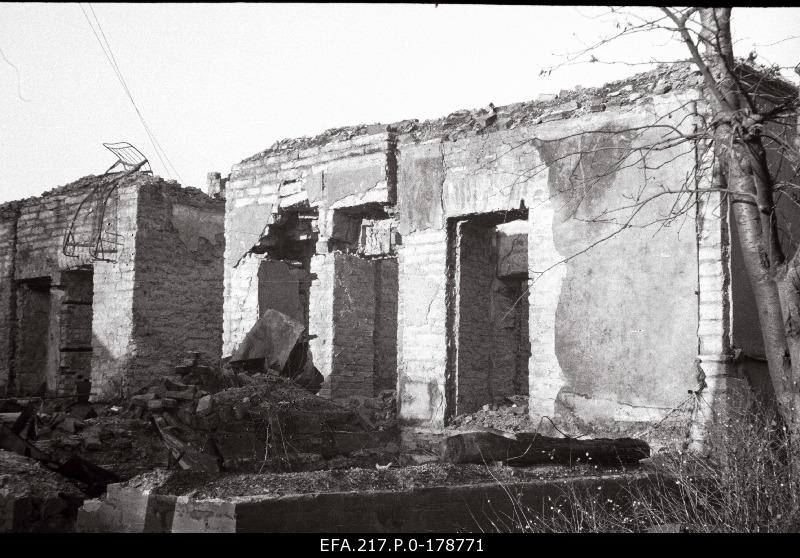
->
[62,143,150,263]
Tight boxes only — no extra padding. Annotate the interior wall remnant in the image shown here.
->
[315,208,400,400]
[493,221,530,397]
[14,278,51,395]
[491,277,530,397]
[257,260,306,327]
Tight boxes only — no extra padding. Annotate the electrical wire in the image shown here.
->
[78,3,184,183]
[87,3,184,183]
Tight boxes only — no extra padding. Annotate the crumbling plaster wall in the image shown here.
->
[222,130,397,393]
[395,90,708,432]
[220,64,755,435]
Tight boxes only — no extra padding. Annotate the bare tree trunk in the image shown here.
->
[698,8,800,428]
[728,152,800,423]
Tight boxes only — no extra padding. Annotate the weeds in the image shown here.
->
[500,408,800,532]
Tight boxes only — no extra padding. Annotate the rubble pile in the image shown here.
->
[1,397,166,482]
[242,123,387,163]
[240,61,719,163]
[34,411,167,480]
[340,390,398,433]
[394,61,705,142]
[133,353,398,473]
[448,395,535,433]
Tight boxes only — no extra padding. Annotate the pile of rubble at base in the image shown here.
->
[448,395,535,432]
[131,357,399,473]
[19,404,168,480]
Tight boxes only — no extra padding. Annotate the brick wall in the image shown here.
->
[392,90,705,433]
[126,181,224,392]
[14,176,108,281]
[56,270,93,395]
[14,281,51,394]
[90,183,139,400]
[454,221,494,414]
[373,257,398,393]
[0,203,19,394]
[449,220,530,414]
[327,252,376,399]
[223,253,262,357]
[0,174,225,399]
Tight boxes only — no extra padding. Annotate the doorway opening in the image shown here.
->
[445,210,530,420]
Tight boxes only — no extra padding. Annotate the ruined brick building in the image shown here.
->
[0,173,224,401]
[221,63,798,440]
[1,62,794,447]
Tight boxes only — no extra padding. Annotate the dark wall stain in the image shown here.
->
[534,127,698,409]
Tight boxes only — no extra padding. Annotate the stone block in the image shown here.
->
[196,395,213,417]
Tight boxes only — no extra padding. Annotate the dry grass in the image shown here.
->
[497,409,800,533]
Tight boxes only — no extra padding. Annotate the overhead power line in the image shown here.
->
[78,3,184,183]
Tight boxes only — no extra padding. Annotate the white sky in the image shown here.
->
[1,4,798,203]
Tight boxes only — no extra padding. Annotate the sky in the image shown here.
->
[1,3,799,203]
